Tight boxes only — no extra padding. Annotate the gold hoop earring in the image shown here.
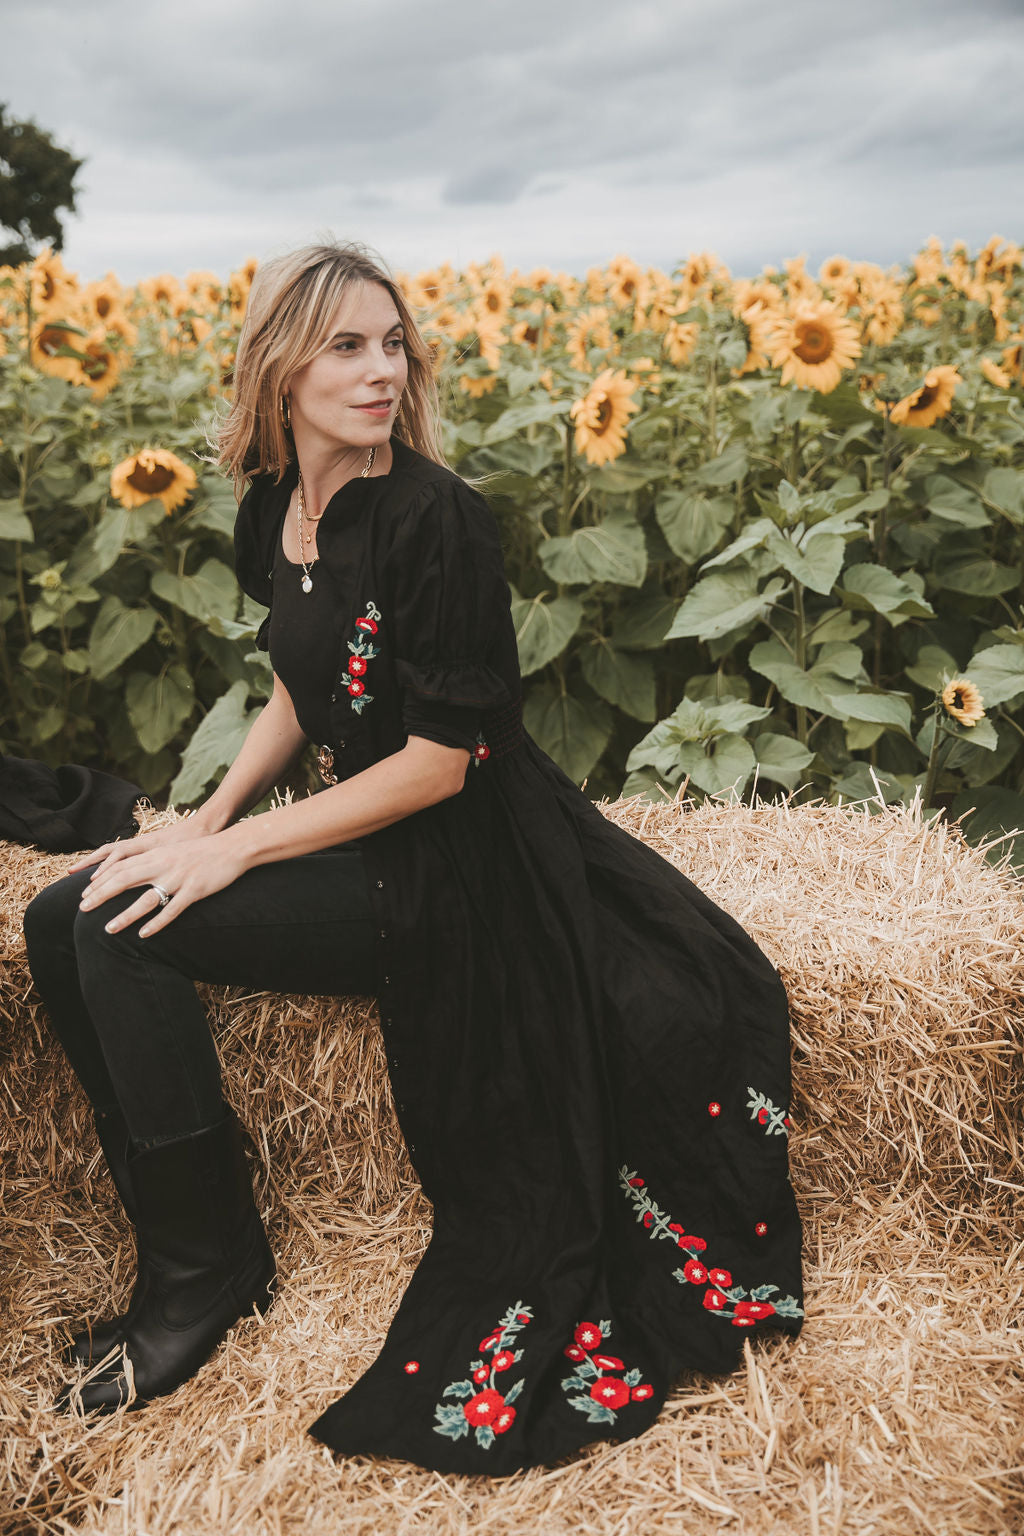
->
[280,394,291,431]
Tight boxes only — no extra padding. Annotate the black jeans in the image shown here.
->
[22,844,379,1149]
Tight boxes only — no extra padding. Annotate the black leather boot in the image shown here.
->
[54,1105,276,1415]
[64,1103,151,1369]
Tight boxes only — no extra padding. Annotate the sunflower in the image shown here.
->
[911,296,942,327]
[459,371,498,398]
[569,368,638,466]
[73,329,124,400]
[566,307,612,370]
[987,280,1011,342]
[138,273,183,309]
[81,277,138,345]
[185,270,223,311]
[731,301,774,377]
[29,248,79,316]
[607,254,643,310]
[999,338,1024,385]
[110,449,198,514]
[406,266,454,310]
[888,364,961,428]
[584,267,607,304]
[819,255,851,286]
[731,277,784,318]
[768,299,862,392]
[941,678,984,727]
[662,319,700,367]
[30,317,87,382]
[782,255,821,305]
[473,274,512,331]
[863,294,905,347]
[911,237,945,288]
[981,356,1012,389]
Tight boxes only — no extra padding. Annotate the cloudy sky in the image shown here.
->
[2,0,1022,284]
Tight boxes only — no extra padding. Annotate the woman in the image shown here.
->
[22,240,803,1474]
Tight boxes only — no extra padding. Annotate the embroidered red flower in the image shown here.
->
[758,1108,769,1125]
[592,1353,624,1371]
[591,1376,631,1409]
[735,1300,776,1320]
[683,1259,708,1285]
[473,1365,490,1383]
[479,1330,504,1353]
[463,1389,506,1426]
[347,656,368,676]
[631,1384,655,1401]
[703,1289,728,1312]
[347,679,365,697]
[732,1315,757,1327]
[516,1312,531,1323]
[783,1117,791,1128]
[492,1349,515,1372]
[473,742,491,760]
[574,1322,603,1350]
[642,1212,655,1228]
[355,616,378,633]
[708,1267,733,1288]
[404,1360,419,1374]
[628,1177,645,1188]
[708,1102,722,1117]
[755,1222,768,1236]
[493,1405,517,1434]
[680,1236,707,1253]
[563,1343,587,1362]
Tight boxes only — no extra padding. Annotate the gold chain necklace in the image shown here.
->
[296,446,376,594]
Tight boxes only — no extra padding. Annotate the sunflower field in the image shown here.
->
[2,239,1024,867]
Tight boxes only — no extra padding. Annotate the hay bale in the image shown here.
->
[1,795,1021,1535]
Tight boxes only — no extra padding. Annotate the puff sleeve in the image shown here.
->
[232,477,274,653]
[385,475,517,751]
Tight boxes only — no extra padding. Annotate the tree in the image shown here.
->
[0,105,83,266]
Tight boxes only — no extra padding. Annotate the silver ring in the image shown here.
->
[150,883,171,907]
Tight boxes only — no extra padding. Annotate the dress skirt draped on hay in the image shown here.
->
[233,438,804,1475]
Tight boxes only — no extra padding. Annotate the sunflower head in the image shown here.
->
[110,449,198,515]
[569,368,638,466]
[888,364,961,429]
[73,329,124,400]
[30,317,87,382]
[768,299,862,393]
[941,678,985,727]
[981,356,1012,389]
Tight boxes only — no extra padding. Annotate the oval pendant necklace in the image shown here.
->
[296,446,376,593]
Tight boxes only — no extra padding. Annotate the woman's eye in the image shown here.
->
[386,335,405,350]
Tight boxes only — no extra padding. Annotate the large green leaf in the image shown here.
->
[89,596,158,681]
[126,665,195,754]
[904,644,961,692]
[841,563,935,621]
[751,732,815,789]
[701,517,774,572]
[523,684,612,784]
[190,478,239,538]
[626,696,770,780]
[151,558,240,623]
[749,638,863,717]
[826,689,913,737]
[673,734,755,796]
[612,595,676,650]
[580,641,656,721]
[169,680,259,805]
[655,490,733,563]
[931,549,1019,597]
[982,466,1024,526]
[923,474,989,529]
[667,574,786,643]
[0,498,33,541]
[692,442,748,487]
[484,394,564,444]
[963,644,1024,707]
[538,514,647,588]
[511,593,583,675]
[770,528,846,596]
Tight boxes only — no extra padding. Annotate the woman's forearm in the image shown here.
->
[191,686,309,833]
[215,735,469,868]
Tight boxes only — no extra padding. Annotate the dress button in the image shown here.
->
[379,929,387,939]
[383,975,390,985]
[330,693,336,703]
[376,879,384,889]
[338,739,346,748]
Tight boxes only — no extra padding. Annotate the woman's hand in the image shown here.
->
[75,828,251,938]
[68,813,217,878]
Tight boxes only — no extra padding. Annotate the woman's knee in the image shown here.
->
[23,868,92,950]
[71,885,148,958]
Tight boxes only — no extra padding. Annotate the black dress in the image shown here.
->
[233,436,804,1476]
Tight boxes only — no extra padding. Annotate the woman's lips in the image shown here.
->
[354,401,393,416]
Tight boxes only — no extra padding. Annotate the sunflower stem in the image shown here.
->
[921,704,952,811]
[792,580,808,746]
[560,423,574,536]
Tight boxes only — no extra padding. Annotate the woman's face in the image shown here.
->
[286,280,409,453]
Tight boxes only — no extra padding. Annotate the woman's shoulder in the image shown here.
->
[386,439,496,541]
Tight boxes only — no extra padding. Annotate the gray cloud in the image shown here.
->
[0,0,1021,280]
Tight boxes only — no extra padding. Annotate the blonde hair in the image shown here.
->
[215,239,447,493]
